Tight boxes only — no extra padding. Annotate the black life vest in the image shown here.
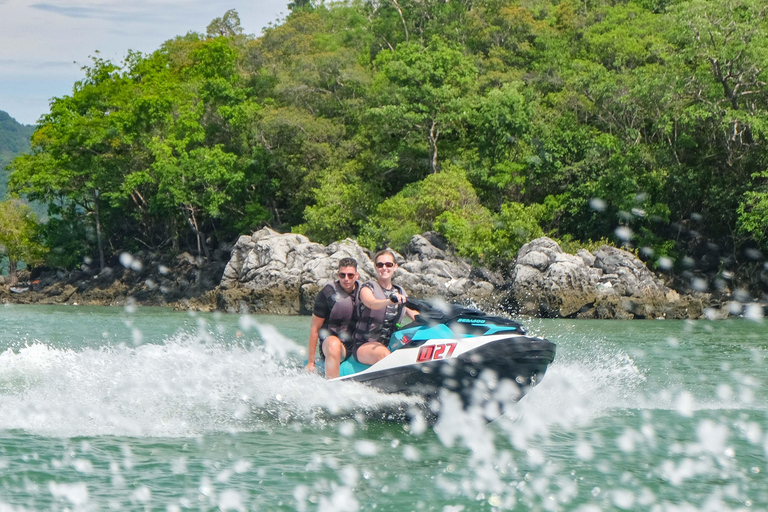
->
[319,281,358,342]
[354,281,406,345]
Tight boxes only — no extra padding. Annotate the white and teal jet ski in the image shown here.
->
[331,299,556,405]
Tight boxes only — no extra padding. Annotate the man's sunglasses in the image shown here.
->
[338,272,356,279]
[375,262,395,268]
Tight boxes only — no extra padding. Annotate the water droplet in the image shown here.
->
[119,252,133,268]
[615,226,633,241]
[744,304,763,323]
[590,198,607,211]
[691,277,708,292]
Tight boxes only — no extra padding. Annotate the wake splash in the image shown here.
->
[0,329,419,438]
[0,321,653,438]
[499,334,767,443]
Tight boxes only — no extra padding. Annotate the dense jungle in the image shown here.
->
[2,0,768,294]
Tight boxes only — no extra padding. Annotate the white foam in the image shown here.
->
[0,326,418,437]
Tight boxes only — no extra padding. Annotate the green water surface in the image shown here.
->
[0,304,766,510]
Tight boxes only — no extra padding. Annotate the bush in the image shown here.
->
[438,201,546,268]
[296,163,375,244]
[359,165,547,269]
[358,165,490,251]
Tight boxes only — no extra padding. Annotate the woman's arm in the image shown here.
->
[359,285,404,310]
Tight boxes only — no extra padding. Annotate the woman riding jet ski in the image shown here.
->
[331,297,557,406]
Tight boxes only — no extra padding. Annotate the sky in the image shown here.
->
[0,0,290,125]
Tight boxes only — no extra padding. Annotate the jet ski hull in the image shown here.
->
[336,334,556,404]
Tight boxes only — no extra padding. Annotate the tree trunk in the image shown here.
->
[94,190,105,272]
[172,216,180,253]
[391,0,409,42]
[185,205,210,261]
[8,259,18,286]
[429,119,440,173]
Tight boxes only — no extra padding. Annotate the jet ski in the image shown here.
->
[332,298,556,406]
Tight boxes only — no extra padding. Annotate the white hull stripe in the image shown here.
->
[335,334,544,381]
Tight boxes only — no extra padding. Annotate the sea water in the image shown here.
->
[0,303,766,510]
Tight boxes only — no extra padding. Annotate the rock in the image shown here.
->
[1,248,227,309]
[511,238,598,317]
[510,237,705,319]
[577,249,595,267]
[592,246,668,299]
[420,231,448,251]
[219,231,500,314]
[408,234,447,261]
[1,231,708,321]
[219,230,377,314]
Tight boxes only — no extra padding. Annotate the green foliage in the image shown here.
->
[368,36,479,175]
[0,199,47,282]
[288,0,314,12]
[295,162,376,244]
[437,201,545,268]
[6,2,768,276]
[38,208,95,269]
[206,9,244,38]
[487,202,546,262]
[359,166,490,251]
[739,169,768,248]
[359,166,544,266]
[556,235,614,255]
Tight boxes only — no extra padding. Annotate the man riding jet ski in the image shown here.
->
[331,298,556,405]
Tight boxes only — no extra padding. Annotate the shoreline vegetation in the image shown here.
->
[1,229,765,321]
[2,1,768,310]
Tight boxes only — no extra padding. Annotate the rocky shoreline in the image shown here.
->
[1,228,763,320]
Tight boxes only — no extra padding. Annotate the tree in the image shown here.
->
[0,200,46,285]
[359,165,492,251]
[664,0,768,248]
[288,0,313,12]
[296,162,375,244]
[206,10,244,38]
[8,56,136,270]
[368,36,479,175]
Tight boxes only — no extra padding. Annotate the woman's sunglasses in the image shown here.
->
[338,272,356,279]
[375,261,395,268]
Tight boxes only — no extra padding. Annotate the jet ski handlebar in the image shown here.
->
[404,298,428,311]
[388,294,429,311]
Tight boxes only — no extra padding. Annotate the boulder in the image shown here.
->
[218,231,499,314]
[511,238,599,317]
[511,237,706,319]
[220,228,367,314]
[592,246,667,299]
[2,230,708,320]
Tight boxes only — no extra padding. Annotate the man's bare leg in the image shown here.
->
[322,336,347,379]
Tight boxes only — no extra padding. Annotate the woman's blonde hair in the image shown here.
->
[373,248,398,264]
